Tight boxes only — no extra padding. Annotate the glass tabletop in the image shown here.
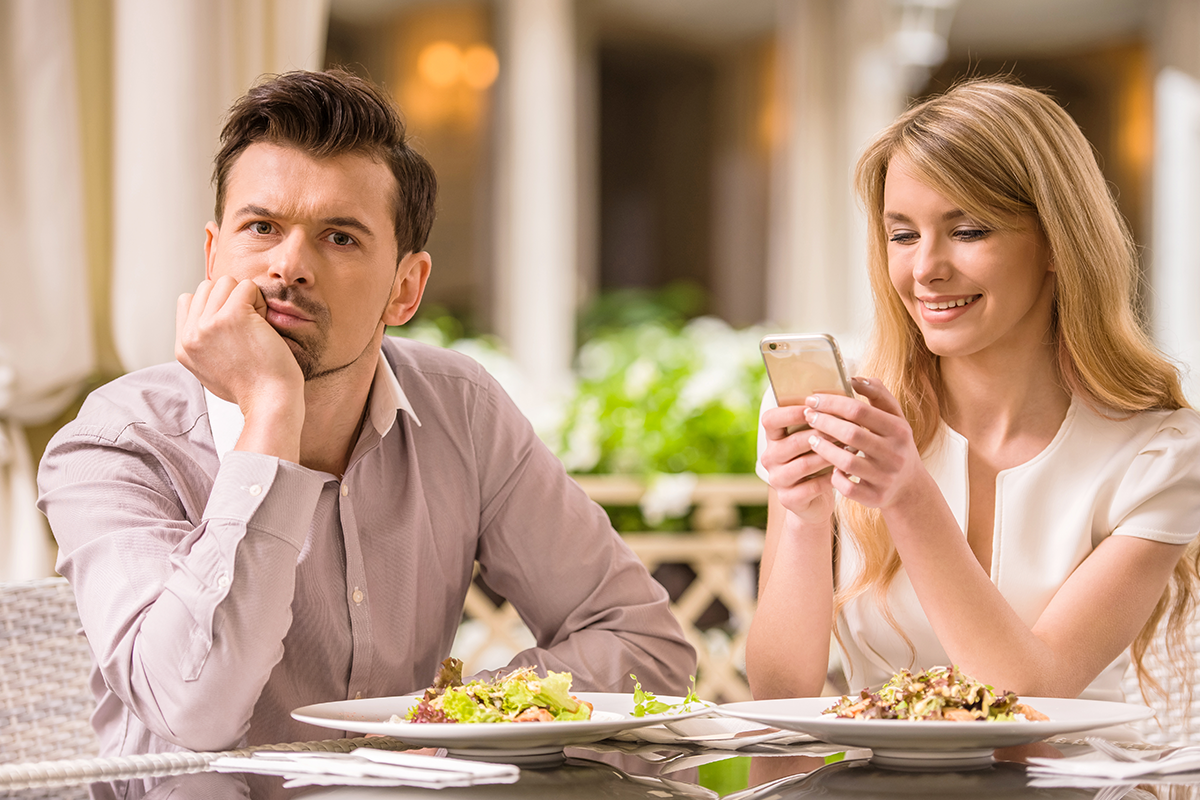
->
[3,741,1200,800]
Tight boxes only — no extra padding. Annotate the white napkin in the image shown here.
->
[210,748,520,789]
[1027,741,1200,787]
[613,714,816,749]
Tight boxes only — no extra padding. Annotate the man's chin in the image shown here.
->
[277,334,319,381]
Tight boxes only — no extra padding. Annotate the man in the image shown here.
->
[38,69,694,757]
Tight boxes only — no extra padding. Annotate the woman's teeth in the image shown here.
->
[923,295,979,311]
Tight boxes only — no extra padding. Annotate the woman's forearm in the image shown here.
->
[745,496,835,699]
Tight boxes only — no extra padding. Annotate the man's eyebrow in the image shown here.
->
[323,216,376,239]
[231,205,376,238]
[233,204,277,220]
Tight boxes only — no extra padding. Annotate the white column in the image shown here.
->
[767,0,840,334]
[1150,68,1200,403]
[766,0,904,358]
[1149,0,1200,403]
[494,0,577,413]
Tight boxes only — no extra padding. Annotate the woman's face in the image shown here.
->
[883,157,1056,361]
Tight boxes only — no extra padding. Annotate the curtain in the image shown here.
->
[0,0,330,579]
[0,0,93,580]
[111,0,330,371]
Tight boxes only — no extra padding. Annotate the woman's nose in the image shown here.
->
[912,238,951,284]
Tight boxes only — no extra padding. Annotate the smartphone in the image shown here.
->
[760,333,853,436]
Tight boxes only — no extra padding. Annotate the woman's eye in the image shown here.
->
[888,232,917,244]
[251,221,273,235]
[328,232,355,246]
[955,228,990,241]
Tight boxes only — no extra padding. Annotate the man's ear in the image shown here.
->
[383,250,432,327]
[204,222,220,280]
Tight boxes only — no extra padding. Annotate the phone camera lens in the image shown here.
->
[768,343,777,350]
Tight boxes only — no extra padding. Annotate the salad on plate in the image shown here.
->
[824,665,1048,722]
[400,658,594,724]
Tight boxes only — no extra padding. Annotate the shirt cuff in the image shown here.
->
[203,451,325,551]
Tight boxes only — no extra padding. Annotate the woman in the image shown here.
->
[746,79,1200,704]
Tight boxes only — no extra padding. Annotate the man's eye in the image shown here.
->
[328,232,355,246]
[251,221,273,235]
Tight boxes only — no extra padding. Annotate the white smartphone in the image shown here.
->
[760,333,853,437]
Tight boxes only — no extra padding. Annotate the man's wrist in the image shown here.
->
[235,401,304,463]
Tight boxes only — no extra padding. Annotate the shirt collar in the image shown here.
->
[204,350,421,462]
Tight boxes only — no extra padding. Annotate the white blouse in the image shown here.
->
[757,391,1200,701]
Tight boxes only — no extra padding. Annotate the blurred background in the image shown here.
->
[4,0,1200,587]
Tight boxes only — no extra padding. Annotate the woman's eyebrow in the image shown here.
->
[883,209,968,223]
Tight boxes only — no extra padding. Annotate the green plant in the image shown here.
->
[551,316,768,477]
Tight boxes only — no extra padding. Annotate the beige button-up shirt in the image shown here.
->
[39,337,694,758]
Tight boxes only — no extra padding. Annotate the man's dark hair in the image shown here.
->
[213,69,437,258]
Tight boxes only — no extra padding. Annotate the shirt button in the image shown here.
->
[248,485,262,496]
[352,588,364,604]
[340,484,349,497]
[217,573,230,588]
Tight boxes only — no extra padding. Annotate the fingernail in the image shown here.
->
[808,435,820,448]
[804,408,816,423]
[806,396,820,408]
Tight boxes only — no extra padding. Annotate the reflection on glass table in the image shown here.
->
[5,741,1200,800]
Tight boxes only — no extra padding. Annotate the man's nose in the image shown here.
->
[269,230,316,285]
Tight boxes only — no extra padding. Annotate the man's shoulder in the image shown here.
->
[380,335,492,390]
[64,362,208,443]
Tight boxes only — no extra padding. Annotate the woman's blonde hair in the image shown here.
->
[842,77,1195,700]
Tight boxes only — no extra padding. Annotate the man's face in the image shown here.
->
[205,142,426,381]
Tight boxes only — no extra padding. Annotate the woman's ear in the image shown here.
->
[383,251,432,327]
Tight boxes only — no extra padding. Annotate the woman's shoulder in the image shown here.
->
[1078,401,1200,443]
[1068,402,1200,486]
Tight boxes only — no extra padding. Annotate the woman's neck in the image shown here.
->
[938,342,1071,450]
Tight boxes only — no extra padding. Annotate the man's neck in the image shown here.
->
[298,352,378,478]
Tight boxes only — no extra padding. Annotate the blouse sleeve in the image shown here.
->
[755,386,778,484]
[1110,407,1200,546]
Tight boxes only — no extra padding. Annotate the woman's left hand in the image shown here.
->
[803,376,926,509]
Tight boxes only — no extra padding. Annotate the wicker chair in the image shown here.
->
[1121,611,1200,747]
[0,577,99,765]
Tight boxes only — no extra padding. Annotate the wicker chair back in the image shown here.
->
[0,577,99,764]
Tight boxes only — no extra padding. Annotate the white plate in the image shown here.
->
[292,692,711,751]
[714,697,1154,766]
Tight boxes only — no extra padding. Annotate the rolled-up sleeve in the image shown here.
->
[39,421,324,751]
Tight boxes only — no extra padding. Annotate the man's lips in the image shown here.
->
[265,300,314,328]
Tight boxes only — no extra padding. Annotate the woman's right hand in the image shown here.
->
[760,403,837,524]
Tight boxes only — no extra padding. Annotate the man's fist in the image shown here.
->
[175,276,304,419]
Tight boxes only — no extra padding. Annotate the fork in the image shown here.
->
[1085,737,1186,763]
[1085,737,1200,776]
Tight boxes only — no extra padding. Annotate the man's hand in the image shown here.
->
[176,276,304,461]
